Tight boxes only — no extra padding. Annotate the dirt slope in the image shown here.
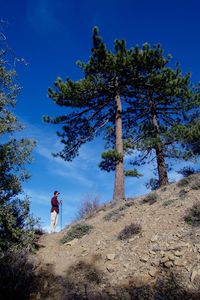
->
[30,174,200,299]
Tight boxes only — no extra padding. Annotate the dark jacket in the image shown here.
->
[51,196,59,214]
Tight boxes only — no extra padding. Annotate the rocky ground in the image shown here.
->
[30,174,200,299]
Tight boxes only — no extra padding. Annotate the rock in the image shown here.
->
[174,259,186,267]
[160,257,169,264]
[81,252,89,257]
[174,251,184,257]
[168,253,175,261]
[140,255,149,263]
[137,273,151,284]
[129,237,137,242]
[106,254,116,260]
[66,238,79,246]
[149,250,156,255]
[43,280,48,289]
[107,265,115,273]
[176,233,182,238]
[116,246,123,251]
[96,240,101,246]
[164,261,173,268]
[151,260,160,267]
[123,263,129,269]
[149,267,158,277]
[151,235,158,242]
[36,292,41,300]
[191,268,200,282]
[81,248,88,253]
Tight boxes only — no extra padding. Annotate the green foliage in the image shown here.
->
[0,46,37,253]
[60,223,93,244]
[103,205,128,222]
[179,189,188,199]
[190,178,200,190]
[124,44,200,186]
[177,177,191,187]
[0,250,34,299]
[124,169,143,177]
[118,223,141,240]
[99,150,123,172]
[143,192,159,205]
[162,199,174,207]
[185,203,200,226]
[177,167,198,178]
[44,26,200,193]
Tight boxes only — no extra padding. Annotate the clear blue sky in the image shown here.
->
[1,0,200,230]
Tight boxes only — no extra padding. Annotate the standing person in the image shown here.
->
[50,191,61,233]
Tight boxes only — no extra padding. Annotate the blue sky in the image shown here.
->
[1,0,200,230]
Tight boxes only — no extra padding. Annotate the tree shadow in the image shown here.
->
[1,256,200,300]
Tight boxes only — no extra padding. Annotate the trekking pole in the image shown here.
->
[60,200,63,231]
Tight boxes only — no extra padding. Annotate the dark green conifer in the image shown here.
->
[45,27,141,201]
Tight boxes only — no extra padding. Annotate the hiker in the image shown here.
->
[50,191,62,233]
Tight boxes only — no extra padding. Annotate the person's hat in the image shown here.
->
[54,191,60,195]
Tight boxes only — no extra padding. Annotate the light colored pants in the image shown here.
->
[50,210,58,232]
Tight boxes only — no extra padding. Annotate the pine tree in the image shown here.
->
[44,27,141,202]
[125,44,199,186]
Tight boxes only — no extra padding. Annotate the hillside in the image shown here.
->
[30,174,200,299]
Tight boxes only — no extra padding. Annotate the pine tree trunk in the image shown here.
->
[113,94,125,202]
[155,144,169,186]
[150,99,169,187]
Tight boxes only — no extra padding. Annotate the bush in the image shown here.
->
[185,203,200,226]
[34,227,46,236]
[177,177,191,187]
[190,178,200,190]
[76,194,100,220]
[177,175,200,189]
[143,192,159,205]
[103,205,127,222]
[179,189,188,199]
[118,223,141,240]
[0,250,34,299]
[162,200,174,207]
[177,167,198,178]
[60,223,93,244]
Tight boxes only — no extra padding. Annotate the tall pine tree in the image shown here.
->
[45,27,141,201]
[124,44,199,186]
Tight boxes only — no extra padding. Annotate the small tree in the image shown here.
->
[0,46,37,252]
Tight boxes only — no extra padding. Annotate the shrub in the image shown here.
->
[68,261,102,284]
[118,223,141,240]
[76,194,100,220]
[34,227,46,236]
[103,205,127,222]
[162,200,174,207]
[185,203,200,226]
[177,177,191,187]
[0,250,34,299]
[177,167,198,177]
[60,223,93,244]
[143,192,159,205]
[179,189,188,199]
[190,178,200,190]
